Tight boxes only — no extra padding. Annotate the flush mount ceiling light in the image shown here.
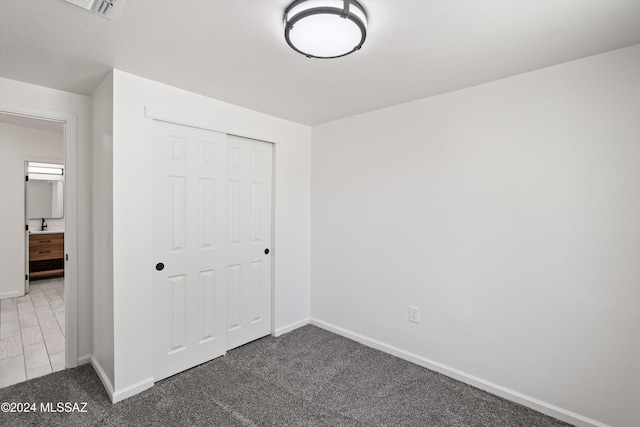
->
[284,0,368,59]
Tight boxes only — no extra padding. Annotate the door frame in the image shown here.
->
[0,102,79,370]
[23,156,66,293]
[145,106,277,339]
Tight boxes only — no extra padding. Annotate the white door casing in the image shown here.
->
[226,135,273,350]
[153,121,227,381]
[0,103,78,370]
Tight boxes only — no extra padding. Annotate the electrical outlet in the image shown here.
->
[409,306,419,323]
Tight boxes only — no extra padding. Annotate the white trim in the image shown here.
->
[77,354,92,366]
[310,318,610,427]
[91,357,154,404]
[270,144,277,337]
[0,102,79,371]
[0,290,23,299]
[274,317,310,337]
[144,105,278,145]
[91,356,115,401]
[112,377,155,404]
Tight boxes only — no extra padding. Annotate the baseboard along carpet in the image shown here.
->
[0,325,571,426]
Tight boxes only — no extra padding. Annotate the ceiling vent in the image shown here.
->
[64,0,126,20]
[65,0,95,9]
[93,0,126,19]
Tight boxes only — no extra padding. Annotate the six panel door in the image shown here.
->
[153,121,228,381]
[226,135,273,350]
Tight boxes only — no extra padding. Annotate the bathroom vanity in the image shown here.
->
[29,232,64,280]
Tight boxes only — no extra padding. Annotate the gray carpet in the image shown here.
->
[0,325,571,426]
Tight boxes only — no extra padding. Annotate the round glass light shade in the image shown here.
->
[284,0,368,59]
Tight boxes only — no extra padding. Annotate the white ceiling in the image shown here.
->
[1,0,639,125]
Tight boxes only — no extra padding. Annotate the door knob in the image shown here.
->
[155,263,165,271]
[264,248,270,255]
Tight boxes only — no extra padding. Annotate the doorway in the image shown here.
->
[0,111,77,388]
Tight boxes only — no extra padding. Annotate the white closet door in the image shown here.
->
[226,135,273,350]
[153,121,227,381]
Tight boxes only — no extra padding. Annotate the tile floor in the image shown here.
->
[0,278,65,388]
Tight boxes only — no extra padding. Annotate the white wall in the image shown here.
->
[109,70,311,400]
[0,122,63,298]
[311,45,640,427]
[91,72,114,392]
[0,77,93,363]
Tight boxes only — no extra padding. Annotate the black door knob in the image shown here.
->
[264,248,270,255]
[155,263,165,271]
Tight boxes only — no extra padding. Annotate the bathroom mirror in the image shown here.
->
[26,162,64,219]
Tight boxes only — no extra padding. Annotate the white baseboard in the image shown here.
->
[91,356,115,402]
[0,290,23,300]
[77,354,91,366]
[91,356,155,404]
[112,377,154,404]
[274,317,310,337]
[310,318,609,427]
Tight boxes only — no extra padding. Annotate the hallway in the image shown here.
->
[0,278,65,387]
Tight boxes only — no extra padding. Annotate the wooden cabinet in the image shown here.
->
[29,233,64,280]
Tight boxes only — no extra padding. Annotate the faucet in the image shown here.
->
[41,218,47,231]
